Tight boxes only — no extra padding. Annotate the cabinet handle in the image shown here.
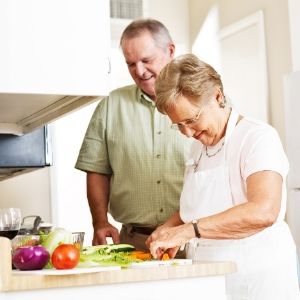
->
[108,57,111,74]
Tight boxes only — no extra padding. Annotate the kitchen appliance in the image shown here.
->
[283,70,300,258]
[18,215,53,235]
[0,126,52,180]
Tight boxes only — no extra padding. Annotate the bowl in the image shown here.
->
[71,232,85,250]
[11,234,41,251]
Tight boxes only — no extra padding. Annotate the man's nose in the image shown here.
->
[135,62,146,77]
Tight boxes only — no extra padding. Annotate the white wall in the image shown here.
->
[189,0,292,142]
[288,0,300,72]
[146,0,190,54]
[0,168,51,222]
[49,103,97,244]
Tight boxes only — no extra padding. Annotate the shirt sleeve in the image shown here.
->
[241,125,289,181]
[75,97,112,174]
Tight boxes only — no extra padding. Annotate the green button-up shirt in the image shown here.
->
[75,85,191,225]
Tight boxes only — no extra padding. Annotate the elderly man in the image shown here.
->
[75,19,190,251]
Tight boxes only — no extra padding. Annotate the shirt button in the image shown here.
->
[156,154,161,158]
[157,180,161,184]
[157,131,162,134]
[160,208,164,213]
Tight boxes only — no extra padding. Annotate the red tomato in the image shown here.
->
[51,244,80,269]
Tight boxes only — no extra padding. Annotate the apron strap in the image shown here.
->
[224,108,239,143]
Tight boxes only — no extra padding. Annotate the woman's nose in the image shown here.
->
[181,126,195,138]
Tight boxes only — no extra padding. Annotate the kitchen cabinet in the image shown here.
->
[284,71,300,258]
[0,0,110,135]
[0,237,236,299]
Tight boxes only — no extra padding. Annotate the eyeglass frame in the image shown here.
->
[170,108,202,130]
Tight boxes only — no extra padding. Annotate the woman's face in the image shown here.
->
[167,93,230,146]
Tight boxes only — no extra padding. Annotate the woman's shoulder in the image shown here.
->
[229,115,284,160]
[237,116,278,140]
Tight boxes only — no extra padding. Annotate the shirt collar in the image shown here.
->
[137,88,156,106]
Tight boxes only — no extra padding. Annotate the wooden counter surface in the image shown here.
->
[0,237,236,292]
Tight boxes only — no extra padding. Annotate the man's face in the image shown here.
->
[121,32,175,99]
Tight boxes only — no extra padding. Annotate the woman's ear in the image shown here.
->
[215,89,225,108]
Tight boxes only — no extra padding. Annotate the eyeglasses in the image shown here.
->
[170,109,202,130]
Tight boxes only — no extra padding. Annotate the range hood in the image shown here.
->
[0,92,103,180]
[0,126,52,181]
[0,93,101,136]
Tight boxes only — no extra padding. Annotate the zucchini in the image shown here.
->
[106,244,135,253]
[82,244,135,255]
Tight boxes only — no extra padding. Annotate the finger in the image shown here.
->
[167,247,179,259]
[111,231,120,244]
[156,248,164,260]
[92,235,107,245]
[145,235,153,249]
[149,241,159,258]
[150,241,165,259]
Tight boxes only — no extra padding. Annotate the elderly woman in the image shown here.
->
[147,54,300,299]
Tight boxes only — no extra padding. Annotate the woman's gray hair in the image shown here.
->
[120,18,173,49]
[155,54,224,114]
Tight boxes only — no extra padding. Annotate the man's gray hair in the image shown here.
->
[120,18,173,49]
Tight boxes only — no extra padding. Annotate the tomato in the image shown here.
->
[51,244,80,269]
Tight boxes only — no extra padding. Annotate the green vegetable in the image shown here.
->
[79,244,139,268]
[41,228,72,255]
[82,243,134,255]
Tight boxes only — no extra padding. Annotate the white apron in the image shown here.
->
[180,109,300,300]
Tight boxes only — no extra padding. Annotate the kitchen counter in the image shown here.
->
[0,237,236,299]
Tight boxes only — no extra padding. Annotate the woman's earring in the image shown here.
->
[219,102,225,108]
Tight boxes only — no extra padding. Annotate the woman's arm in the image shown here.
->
[196,170,282,239]
[149,170,282,258]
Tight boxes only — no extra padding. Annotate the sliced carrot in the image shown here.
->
[162,253,170,260]
[130,250,152,260]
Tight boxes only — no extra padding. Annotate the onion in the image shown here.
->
[12,245,50,270]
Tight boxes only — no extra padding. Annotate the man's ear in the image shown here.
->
[168,43,175,59]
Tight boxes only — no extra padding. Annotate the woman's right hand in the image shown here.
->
[148,223,192,259]
[146,226,179,259]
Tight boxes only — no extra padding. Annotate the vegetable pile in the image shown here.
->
[79,244,140,268]
[12,228,158,271]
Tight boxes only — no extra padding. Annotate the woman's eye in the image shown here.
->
[185,119,194,125]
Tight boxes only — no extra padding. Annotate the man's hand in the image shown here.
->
[92,222,120,245]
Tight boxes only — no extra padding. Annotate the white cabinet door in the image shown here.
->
[284,71,300,188]
[287,189,300,258]
[0,0,110,96]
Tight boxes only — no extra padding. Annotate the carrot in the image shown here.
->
[130,251,152,260]
[162,253,170,260]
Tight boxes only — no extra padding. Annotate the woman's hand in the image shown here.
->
[148,224,192,259]
[146,226,179,259]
